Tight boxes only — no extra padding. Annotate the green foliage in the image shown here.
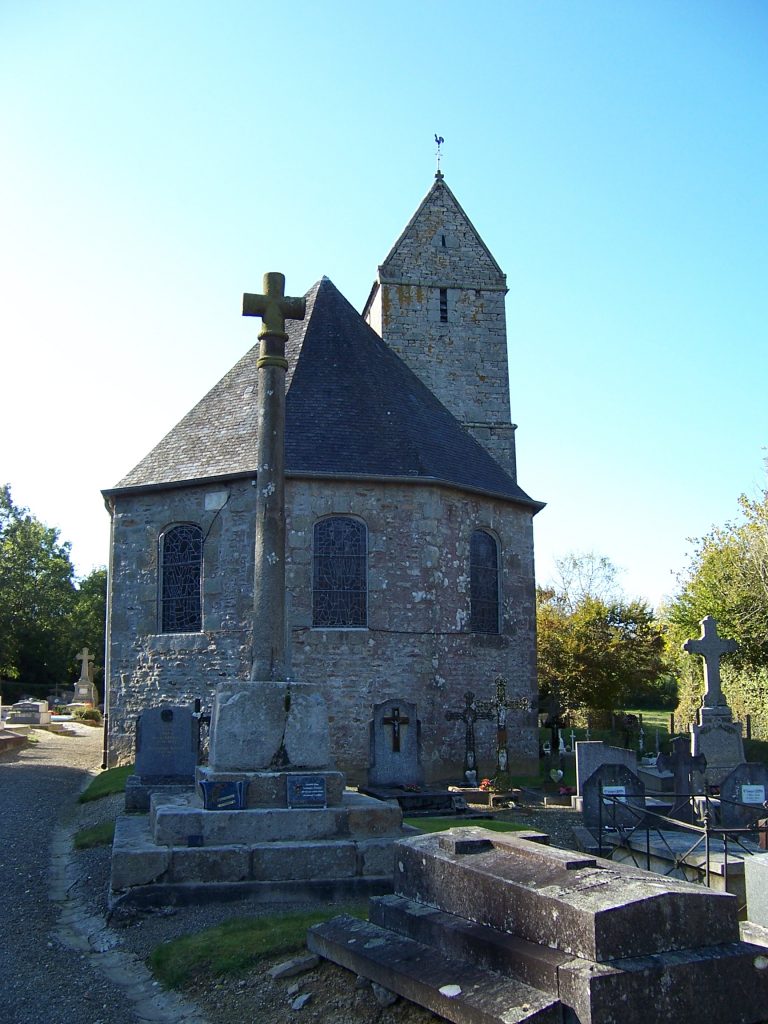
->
[73,707,103,724]
[74,820,116,849]
[79,763,134,802]
[150,905,368,988]
[0,485,107,695]
[537,568,668,713]
[665,480,768,733]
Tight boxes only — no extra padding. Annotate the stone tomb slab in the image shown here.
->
[367,698,424,788]
[719,762,768,829]
[393,828,738,961]
[581,763,646,834]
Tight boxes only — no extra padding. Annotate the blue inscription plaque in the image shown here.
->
[199,779,247,810]
[287,775,327,808]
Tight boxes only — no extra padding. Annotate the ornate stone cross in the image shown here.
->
[476,675,529,773]
[446,691,493,774]
[682,616,737,709]
[383,706,409,752]
[242,272,306,681]
[76,647,94,681]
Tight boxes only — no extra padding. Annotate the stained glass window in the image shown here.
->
[313,517,367,627]
[161,524,203,633]
[470,530,500,634]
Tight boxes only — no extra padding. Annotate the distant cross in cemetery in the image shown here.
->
[76,646,94,681]
[476,675,529,773]
[683,616,737,709]
[382,706,409,753]
[446,690,493,774]
[657,735,707,817]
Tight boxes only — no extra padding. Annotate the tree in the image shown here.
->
[0,485,77,690]
[665,478,768,731]
[537,554,668,713]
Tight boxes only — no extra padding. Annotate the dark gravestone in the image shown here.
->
[718,763,768,829]
[125,705,198,812]
[657,735,706,823]
[582,763,646,833]
[367,699,423,788]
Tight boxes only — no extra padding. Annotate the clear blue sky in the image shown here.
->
[2,0,766,609]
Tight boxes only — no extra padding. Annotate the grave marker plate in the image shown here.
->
[287,775,327,808]
[742,785,766,805]
[199,779,246,811]
[719,763,768,828]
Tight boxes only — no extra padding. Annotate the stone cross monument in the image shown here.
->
[682,615,737,716]
[205,272,332,776]
[683,615,744,786]
[74,646,97,703]
[242,272,306,681]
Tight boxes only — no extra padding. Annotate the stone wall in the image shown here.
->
[365,179,516,478]
[105,476,538,781]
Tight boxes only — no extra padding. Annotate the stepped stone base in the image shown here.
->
[110,787,410,901]
[308,826,768,1024]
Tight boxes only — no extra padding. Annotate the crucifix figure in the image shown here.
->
[383,706,409,753]
[476,675,529,774]
[682,616,737,710]
[446,690,493,774]
[76,647,94,681]
[242,272,306,680]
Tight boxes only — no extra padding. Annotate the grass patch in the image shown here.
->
[404,816,529,834]
[150,903,368,988]
[79,763,134,803]
[74,820,116,849]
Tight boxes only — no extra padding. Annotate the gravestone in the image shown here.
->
[718,763,768,829]
[683,616,745,786]
[657,735,707,822]
[7,699,52,727]
[124,705,199,812]
[581,763,646,833]
[575,741,637,796]
[745,852,768,928]
[74,646,98,704]
[367,699,423,788]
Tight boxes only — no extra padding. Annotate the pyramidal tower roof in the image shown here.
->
[106,277,540,509]
[367,173,506,298]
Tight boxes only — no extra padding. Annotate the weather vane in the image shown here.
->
[434,134,444,175]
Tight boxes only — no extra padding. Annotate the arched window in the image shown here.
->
[313,517,367,627]
[470,529,500,634]
[160,524,203,633]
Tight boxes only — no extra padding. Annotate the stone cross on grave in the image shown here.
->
[682,616,737,711]
[242,272,306,680]
[657,735,707,817]
[446,691,493,774]
[76,647,94,681]
[476,675,530,774]
[383,706,409,752]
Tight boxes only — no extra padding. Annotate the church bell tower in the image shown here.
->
[363,173,517,479]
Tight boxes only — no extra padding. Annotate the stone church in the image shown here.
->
[102,173,544,781]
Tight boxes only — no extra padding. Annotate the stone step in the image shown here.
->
[307,914,561,1024]
[368,894,573,994]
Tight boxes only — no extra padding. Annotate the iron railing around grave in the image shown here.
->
[596,783,767,910]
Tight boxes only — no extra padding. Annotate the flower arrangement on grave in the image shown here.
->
[479,778,493,791]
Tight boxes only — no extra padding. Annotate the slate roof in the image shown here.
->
[107,277,541,510]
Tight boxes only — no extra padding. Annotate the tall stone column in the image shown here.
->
[205,273,332,774]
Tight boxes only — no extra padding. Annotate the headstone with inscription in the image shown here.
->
[718,763,768,829]
[575,741,638,796]
[581,762,646,833]
[124,705,199,811]
[7,699,52,727]
[367,699,423,788]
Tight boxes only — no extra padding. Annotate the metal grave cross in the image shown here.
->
[446,690,493,773]
[682,616,737,709]
[383,706,409,753]
[476,675,530,773]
